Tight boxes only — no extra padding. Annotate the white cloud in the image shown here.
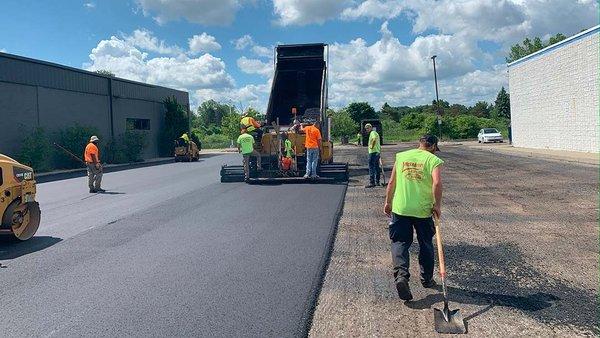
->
[233,35,254,50]
[188,33,221,54]
[136,0,243,25]
[0,48,6,53]
[341,0,404,20]
[237,57,273,77]
[409,0,598,44]
[124,29,183,55]
[85,34,235,108]
[84,2,96,9]
[326,21,500,108]
[232,34,273,58]
[193,82,271,111]
[273,0,352,25]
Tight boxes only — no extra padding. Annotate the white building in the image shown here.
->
[508,25,599,153]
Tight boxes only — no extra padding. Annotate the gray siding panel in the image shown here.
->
[113,98,165,158]
[0,57,108,95]
[0,82,38,155]
[37,87,111,140]
[0,52,189,159]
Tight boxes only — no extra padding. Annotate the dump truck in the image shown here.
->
[0,154,41,240]
[220,43,348,182]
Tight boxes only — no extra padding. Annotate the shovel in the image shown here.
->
[379,157,387,186]
[433,217,466,334]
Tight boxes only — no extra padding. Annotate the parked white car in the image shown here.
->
[478,128,504,143]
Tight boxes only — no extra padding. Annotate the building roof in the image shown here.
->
[508,25,600,68]
[0,50,188,95]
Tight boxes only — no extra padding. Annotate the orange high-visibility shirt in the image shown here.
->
[84,143,99,163]
[303,125,322,149]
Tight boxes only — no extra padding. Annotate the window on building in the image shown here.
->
[126,118,151,130]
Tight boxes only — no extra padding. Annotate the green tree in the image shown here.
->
[468,101,491,118]
[345,102,378,124]
[196,100,234,127]
[494,87,511,119]
[159,96,188,156]
[221,113,243,141]
[331,110,358,138]
[94,69,115,77]
[506,33,567,62]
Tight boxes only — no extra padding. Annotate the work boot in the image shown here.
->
[421,279,436,288]
[96,188,106,193]
[312,175,320,179]
[395,279,413,301]
[303,174,310,179]
[89,188,97,193]
[365,183,376,188]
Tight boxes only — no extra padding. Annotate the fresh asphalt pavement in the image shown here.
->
[0,153,347,337]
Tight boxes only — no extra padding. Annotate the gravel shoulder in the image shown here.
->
[310,143,598,337]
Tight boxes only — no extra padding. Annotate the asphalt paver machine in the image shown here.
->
[221,43,348,183]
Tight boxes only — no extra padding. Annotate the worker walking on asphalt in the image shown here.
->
[237,128,262,181]
[240,110,263,141]
[301,121,322,179]
[84,135,105,193]
[365,124,381,188]
[383,135,443,301]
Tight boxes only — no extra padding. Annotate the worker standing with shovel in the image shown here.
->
[383,135,443,300]
[383,134,465,333]
[84,136,105,193]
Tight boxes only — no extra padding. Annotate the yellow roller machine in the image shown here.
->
[0,154,41,240]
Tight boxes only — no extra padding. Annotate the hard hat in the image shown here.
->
[365,123,373,129]
[90,135,99,142]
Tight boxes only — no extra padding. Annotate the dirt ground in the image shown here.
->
[309,143,598,337]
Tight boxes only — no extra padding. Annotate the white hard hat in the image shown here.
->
[90,135,99,142]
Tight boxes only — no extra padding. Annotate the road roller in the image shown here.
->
[0,154,41,240]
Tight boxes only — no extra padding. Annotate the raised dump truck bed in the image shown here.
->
[220,43,348,183]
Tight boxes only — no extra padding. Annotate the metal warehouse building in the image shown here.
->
[508,25,599,153]
[0,52,189,159]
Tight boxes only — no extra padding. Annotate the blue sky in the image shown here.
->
[1,0,597,110]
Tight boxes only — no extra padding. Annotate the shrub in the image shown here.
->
[331,110,358,138]
[159,96,188,157]
[201,134,231,149]
[104,131,148,164]
[400,113,429,130]
[52,124,99,169]
[17,127,52,172]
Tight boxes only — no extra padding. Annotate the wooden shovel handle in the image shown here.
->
[434,217,446,278]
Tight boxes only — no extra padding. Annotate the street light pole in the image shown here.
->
[431,55,442,140]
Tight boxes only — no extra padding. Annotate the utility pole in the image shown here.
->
[431,55,442,140]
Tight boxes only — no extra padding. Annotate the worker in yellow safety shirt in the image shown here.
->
[240,110,263,141]
[179,133,190,147]
[383,134,443,301]
[365,123,381,188]
[237,128,262,181]
[283,133,294,158]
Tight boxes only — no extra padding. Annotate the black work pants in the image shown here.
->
[368,152,381,184]
[388,213,435,284]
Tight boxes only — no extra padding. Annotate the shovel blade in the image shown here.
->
[434,308,466,334]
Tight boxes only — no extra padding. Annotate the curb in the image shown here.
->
[36,158,175,183]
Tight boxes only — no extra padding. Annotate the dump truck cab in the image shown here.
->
[0,154,41,240]
[221,43,347,182]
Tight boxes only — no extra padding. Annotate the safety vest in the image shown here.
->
[241,116,256,132]
[284,139,293,158]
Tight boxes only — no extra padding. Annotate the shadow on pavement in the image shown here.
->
[405,242,597,333]
[0,236,62,260]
